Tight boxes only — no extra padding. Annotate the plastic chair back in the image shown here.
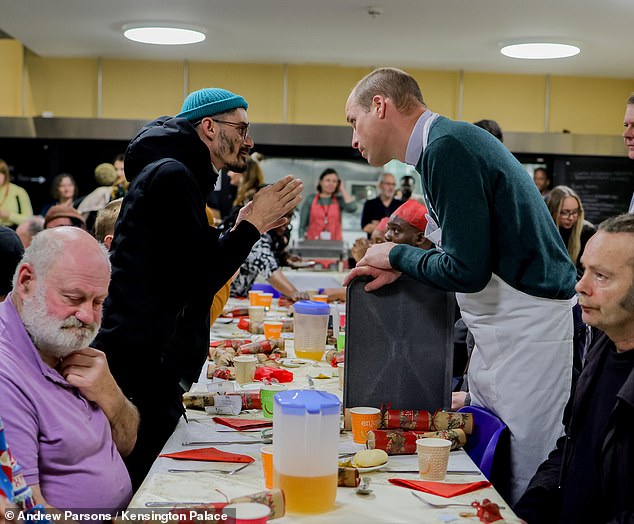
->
[251,282,281,298]
[458,405,508,479]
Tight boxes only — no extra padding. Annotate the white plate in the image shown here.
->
[350,462,389,473]
[279,358,312,368]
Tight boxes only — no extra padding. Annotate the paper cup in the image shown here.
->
[350,407,381,444]
[224,502,271,524]
[260,384,287,419]
[263,321,283,340]
[233,355,257,384]
[249,305,266,322]
[337,362,345,391]
[416,438,451,480]
[255,293,274,309]
[261,445,274,489]
[249,290,263,306]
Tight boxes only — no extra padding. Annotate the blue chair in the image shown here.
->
[250,282,281,298]
[458,405,508,479]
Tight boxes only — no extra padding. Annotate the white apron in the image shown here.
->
[457,277,574,503]
[418,115,574,503]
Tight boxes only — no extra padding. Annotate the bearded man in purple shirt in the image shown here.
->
[0,227,138,512]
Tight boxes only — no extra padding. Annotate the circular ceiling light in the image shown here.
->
[122,25,206,45]
[500,43,580,60]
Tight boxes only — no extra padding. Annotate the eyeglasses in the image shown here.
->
[559,209,580,218]
[213,119,250,140]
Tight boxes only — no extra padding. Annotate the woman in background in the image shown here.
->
[299,168,356,240]
[218,155,266,231]
[0,158,33,229]
[547,185,595,276]
[40,172,78,216]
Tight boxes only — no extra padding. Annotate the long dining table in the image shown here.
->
[127,297,520,523]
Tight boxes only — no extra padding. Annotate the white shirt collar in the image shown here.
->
[405,110,435,166]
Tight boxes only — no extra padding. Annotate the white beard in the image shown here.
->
[21,286,100,360]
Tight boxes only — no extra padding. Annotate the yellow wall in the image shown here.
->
[408,69,461,120]
[102,59,183,119]
[188,62,286,123]
[26,54,97,117]
[1,50,633,135]
[0,40,24,116]
[286,65,371,124]
[549,76,633,135]
[462,73,547,133]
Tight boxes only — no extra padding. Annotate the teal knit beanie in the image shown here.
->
[176,88,248,121]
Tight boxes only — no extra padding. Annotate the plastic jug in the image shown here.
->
[293,300,330,360]
[273,390,341,514]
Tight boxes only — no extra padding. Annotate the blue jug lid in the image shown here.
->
[274,389,340,415]
[293,300,331,315]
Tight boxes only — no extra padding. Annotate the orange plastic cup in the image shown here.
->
[261,445,274,489]
[255,292,274,309]
[248,290,263,306]
[312,294,328,303]
[350,407,381,444]
[263,321,283,340]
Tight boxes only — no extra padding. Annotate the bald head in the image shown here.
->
[12,227,111,361]
[14,226,110,290]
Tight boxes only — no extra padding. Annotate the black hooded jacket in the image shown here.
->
[93,117,260,406]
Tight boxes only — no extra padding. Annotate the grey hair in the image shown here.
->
[598,213,634,234]
[628,93,634,105]
[25,215,44,237]
[12,227,111,289]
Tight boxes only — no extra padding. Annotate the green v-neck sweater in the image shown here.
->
[389,116,576,300]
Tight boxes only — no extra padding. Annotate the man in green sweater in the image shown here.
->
[344,67,577,503]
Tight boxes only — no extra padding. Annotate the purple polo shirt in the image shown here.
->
[0,296,132,510]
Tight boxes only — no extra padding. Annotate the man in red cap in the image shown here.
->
[385,199,433,249]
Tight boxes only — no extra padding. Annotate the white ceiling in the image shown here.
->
[0,0,633,79]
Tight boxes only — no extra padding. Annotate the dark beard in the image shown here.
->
[219,130,248,172]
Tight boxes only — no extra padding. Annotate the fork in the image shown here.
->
[168,462,251,475]
[410,491,506,509]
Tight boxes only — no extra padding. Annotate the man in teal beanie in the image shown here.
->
[344,67,576,503]
[93,87,303,487]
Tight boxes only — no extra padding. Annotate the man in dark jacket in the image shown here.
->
[515,213,634,524]
[93,88,302,487]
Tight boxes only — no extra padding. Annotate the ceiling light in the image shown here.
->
[122,24,206,45]
[500,43,580,60]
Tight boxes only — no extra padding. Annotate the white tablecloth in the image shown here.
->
[129,305,519,523]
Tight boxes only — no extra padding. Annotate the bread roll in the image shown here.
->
[353,449,388,468]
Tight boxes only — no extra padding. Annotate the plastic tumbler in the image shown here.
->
[263,321,283,340]
[260,445,274,489]
[260,384,287,419]
[249,290,263,306]
[350,407,381,444]
[292,300,330,361]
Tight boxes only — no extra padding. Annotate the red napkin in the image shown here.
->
[254,366,294,383]
[212,417,272,430]
[388,479,491,498]
[161,447,254,463]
